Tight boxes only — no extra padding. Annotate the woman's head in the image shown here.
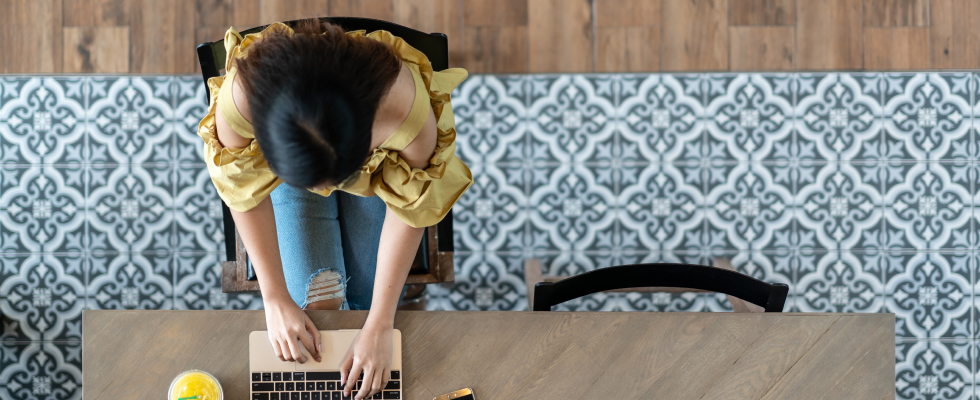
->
[234,18,402,189]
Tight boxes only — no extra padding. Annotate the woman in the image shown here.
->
[196,18,471,400]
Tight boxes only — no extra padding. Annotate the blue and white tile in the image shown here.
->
[453,163,527,253]
[87,164,174,253]
[1,253,85,342]
[618,163,704,253]
[704,74,794,162]
[886,252,971,339]
[0,341,83,400]
[705,162,794,250]
[0,78,85,165]
[87,77,174,164]
[586,135,645,191]
[173,166,224,254]
[174,252,263,310]
[432,252,525,311]
[86,251,173,310]
[617,75,704,164]
[527,76,616,164]
[768,228,820,283]
[173,76,209,166]
[0,129,32,166]
[795,251,884,313]
[896,340,973,400]
[883,74,972,161]
[0,167,85,254]
[759,130,829,197]
[526,76,561,105]
[581,75,618,106]
[795,162,884,250]
[527,164,616,253]
[452,75,527,165]
[795,74,883,162]
[884,163,972,250]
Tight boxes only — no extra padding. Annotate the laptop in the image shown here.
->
[249,330,403,400]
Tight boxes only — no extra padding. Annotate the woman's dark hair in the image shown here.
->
[234,18,402,188]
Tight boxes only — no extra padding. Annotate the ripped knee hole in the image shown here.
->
[306,269,345,305]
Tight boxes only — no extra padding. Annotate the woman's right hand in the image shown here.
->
[265,295,322,364]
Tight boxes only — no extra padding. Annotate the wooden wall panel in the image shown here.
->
[233,0,262,27]
[864,27,929,69]
[129,0,178,73]
[930,0,980,69]
[596,0,660,27]
[463,0,528,26]
[1,0,63,73]
[863,0,929,26]
[662,0,728,71]
[195,0,236,28]
[728,0,795,25]
[2,0,974,74]
[797,0,863,70]
[528,0,593,72]
[595,26,660,72]
[63,26,129,73]
[63,0,128,26]
[257,0,330,23]
[461,26,528,73]
[595,0,660,72]
[393,0,461,64]
[730,26,794,71]
[329,0,394,20]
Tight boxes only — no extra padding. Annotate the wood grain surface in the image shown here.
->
[729,0,795,25]
[729,26,795,71]
[661,0,728,71]
[0,0,969,73]
[797,0,864,70]
[83,310,894,400]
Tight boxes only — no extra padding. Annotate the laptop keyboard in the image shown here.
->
[251,371,402,400]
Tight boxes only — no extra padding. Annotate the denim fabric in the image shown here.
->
[270,183,400,310]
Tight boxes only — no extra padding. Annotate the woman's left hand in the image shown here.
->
[340,323,392,400]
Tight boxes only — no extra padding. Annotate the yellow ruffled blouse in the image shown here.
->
[197,22,472,228]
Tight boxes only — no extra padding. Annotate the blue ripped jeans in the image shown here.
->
[270,183,405,310]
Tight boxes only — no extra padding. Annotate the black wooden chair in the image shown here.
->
[531,261,789,312]
[195,17,456,298]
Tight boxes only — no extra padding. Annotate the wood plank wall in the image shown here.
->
[1,0,975,74]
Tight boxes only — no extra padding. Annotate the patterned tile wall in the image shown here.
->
[0,73,977,399]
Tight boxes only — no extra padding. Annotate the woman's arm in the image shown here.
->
[231,197,323,365]
[215,76,321,365]
[340,206,424,400]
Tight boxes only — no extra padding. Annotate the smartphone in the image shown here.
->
[433,388,475,400]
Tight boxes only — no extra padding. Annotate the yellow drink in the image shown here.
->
[169,370,223,400]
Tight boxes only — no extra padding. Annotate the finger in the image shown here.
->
[286,336,308,364]
[339,348,354,385]
[309,318,322,359]
[344,362,363,397]
[381,366,390,393]
[371,366,384,396]
[279,338,296,362]
[298,322,319,363]
[356,367,374,400]
[272,340,286,362]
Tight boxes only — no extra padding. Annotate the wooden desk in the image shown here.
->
[83,310,894,399]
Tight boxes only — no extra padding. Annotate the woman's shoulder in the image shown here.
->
[213,70,254,148]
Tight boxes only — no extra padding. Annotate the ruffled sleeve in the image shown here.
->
[197,25,284,212]
[339,30,473,228]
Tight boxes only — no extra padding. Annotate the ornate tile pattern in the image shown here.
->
[0,73,977,399]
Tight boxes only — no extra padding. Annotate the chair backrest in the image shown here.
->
[195,17,454,270]
[532,263,789,312]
